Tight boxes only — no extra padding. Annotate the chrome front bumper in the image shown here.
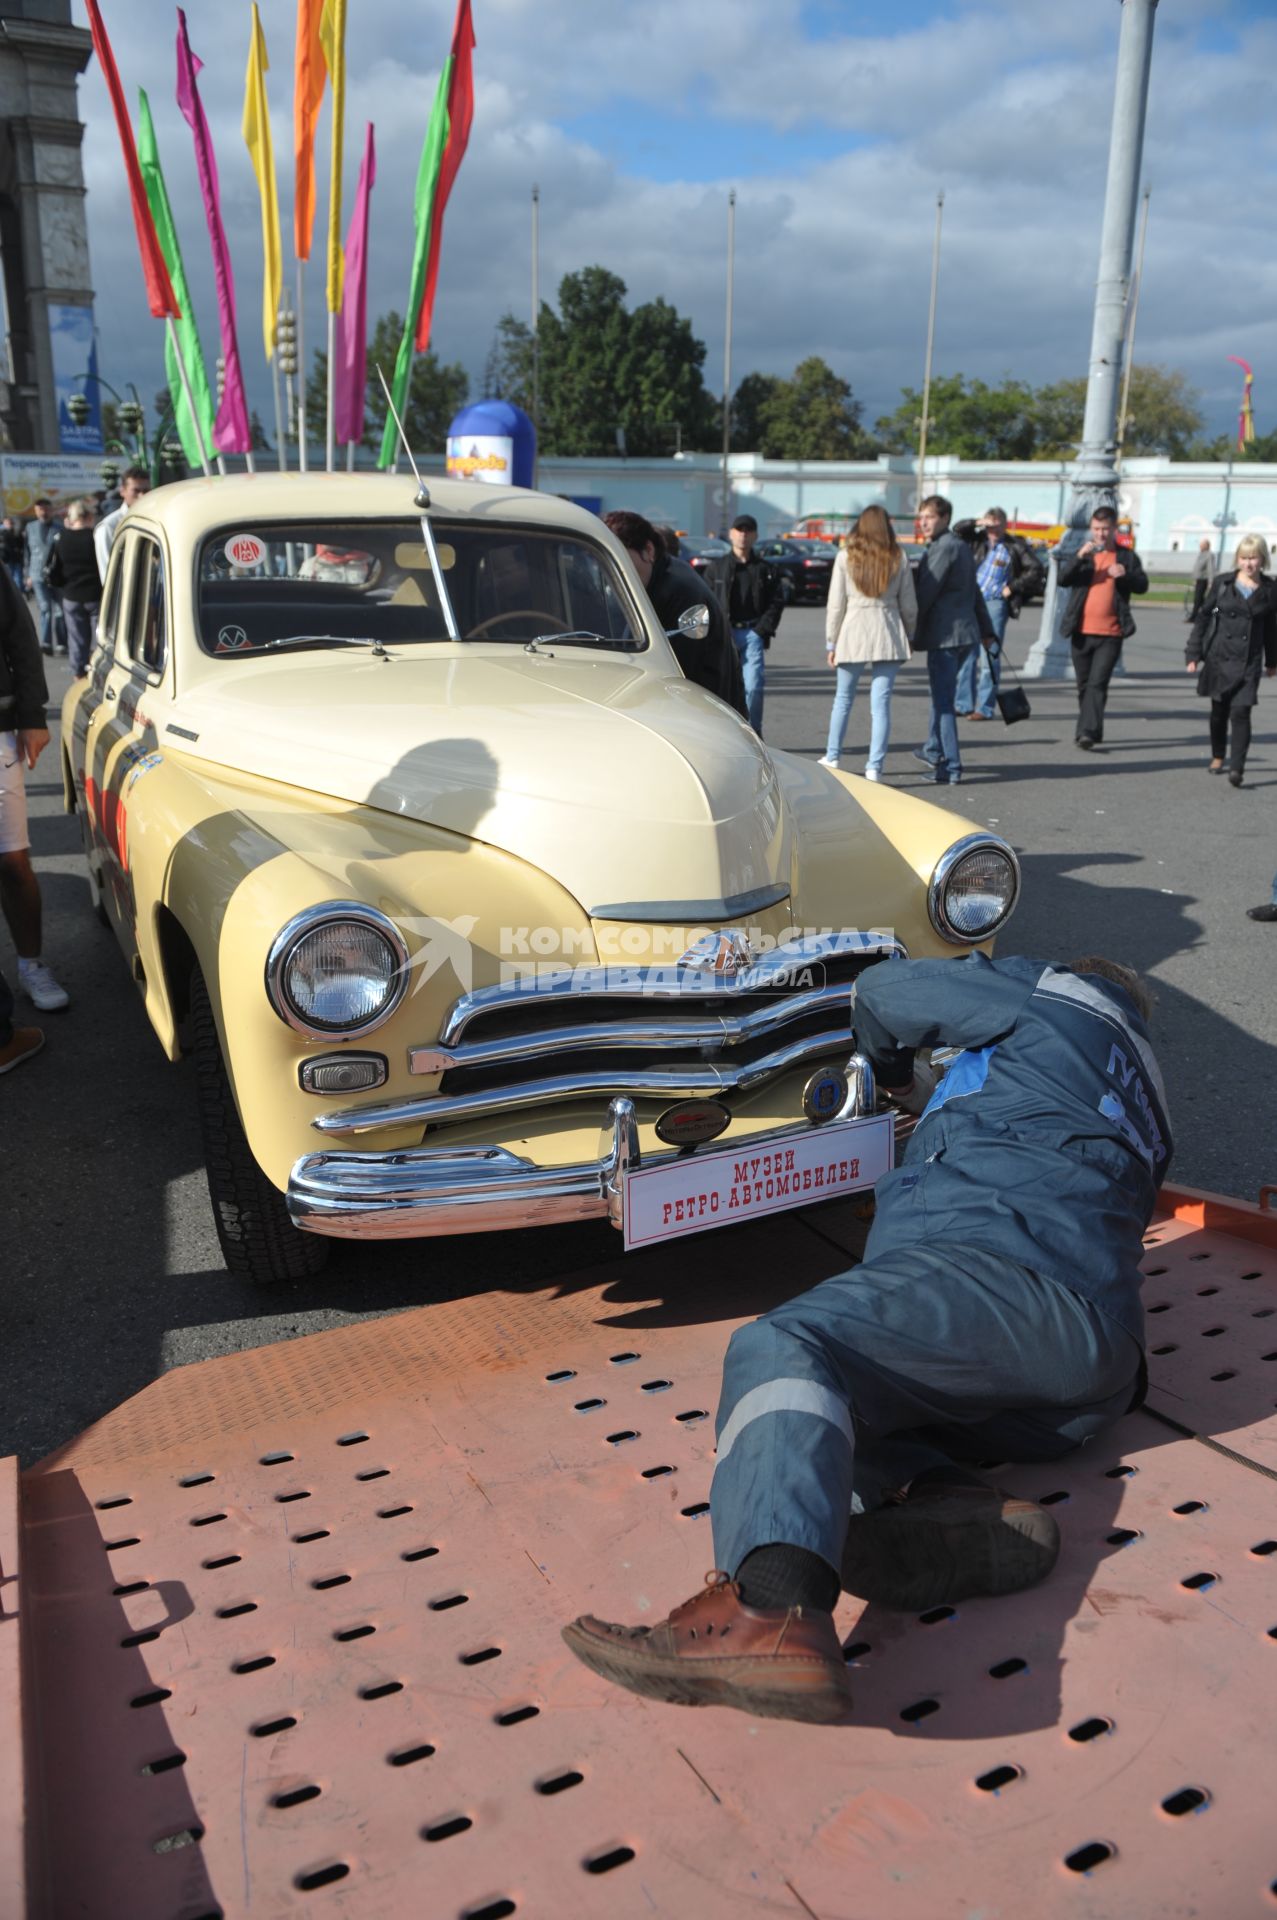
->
[289,1057,902,1241]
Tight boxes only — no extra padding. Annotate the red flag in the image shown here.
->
[413,0,475,352]
[84,0,179,318]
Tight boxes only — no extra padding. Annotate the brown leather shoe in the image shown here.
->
[841,1479,1060,1611]
[562,1572,853,1723]
[0,1026,44,1075]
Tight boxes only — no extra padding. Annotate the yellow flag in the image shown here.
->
[319,0,346,312]
[242,3,282,357]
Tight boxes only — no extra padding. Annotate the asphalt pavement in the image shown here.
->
[3,599,1274,1466]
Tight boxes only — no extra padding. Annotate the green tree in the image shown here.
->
[875,373,1038,460]
[729,372,782,452]
[754,357,876,459]
[486,266,717,457]
[1035,364,1205,459]
[306,311,469,455]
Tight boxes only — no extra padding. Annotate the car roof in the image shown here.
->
[123,472,612,548]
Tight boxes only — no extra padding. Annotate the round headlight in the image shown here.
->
[928,836,1021,943]
[267,904,409,1037]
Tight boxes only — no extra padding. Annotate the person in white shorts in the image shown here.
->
[0,567,69,1016]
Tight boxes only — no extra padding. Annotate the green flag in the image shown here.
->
[137,88,218,469]
[377,57,452,468]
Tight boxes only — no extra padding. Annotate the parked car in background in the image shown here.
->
[757,537,836,604]
[679,535,730,577]
[62,473,1021,1287]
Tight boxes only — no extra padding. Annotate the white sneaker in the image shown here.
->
[17,959,69,1012]
[817,756,839,770]
[863,767,882,782]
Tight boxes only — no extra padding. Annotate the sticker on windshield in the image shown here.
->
[224,532,266,569]
[216,624,251,651]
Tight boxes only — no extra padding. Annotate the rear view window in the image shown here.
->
[196,520,642,657]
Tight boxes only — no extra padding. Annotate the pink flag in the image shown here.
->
[334,122,376,448]
[175,7,251,454]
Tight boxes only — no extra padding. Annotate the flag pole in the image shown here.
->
[272,312,287,471]
[165,315,214,476]
[296,260,308,469]
[326,307,336,471]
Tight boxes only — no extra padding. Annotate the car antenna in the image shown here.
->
[374,362,462,643]
[376,363,430,510]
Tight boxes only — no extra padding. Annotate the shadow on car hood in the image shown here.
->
[175,648,789,919]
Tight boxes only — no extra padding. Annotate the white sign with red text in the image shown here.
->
[623,1115,894,1251]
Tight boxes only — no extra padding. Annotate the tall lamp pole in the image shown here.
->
[720,187,736,536]
[916,191,944,520]
[531,183,540,487]
[1025,0,1159,678]
[1115,184,1151,464]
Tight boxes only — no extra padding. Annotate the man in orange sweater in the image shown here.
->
[1057,506,1148,750]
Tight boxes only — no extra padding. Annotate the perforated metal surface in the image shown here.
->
[13,1192,1277,1919]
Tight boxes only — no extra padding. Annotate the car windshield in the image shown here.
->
[196,519,643,656]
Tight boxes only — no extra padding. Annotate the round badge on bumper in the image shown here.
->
[654,1100,732,1147]
[803,1068,849,1124]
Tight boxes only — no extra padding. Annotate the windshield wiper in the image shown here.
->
[258,634,392,657]
[519,630,643,654]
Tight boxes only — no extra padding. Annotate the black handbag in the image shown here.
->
[995,657,1031,725]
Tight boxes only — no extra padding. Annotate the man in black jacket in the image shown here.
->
[604,512,748,718]
[0,567,69,1014]
[1057,507,1149,750]
[704,514,787,735]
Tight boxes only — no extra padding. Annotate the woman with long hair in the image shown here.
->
[819,505,917,779]
[1186,533,1277,787]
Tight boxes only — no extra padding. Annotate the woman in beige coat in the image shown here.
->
[819,505,917,780]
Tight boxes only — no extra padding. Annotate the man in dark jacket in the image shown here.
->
[953,508,1038,720]
[704,514,786,735]
[913,495,995,785]
[1057,507,1149,750]
[604,511,747,718]
[563,952,1169,1725]
[0,566,69,1013]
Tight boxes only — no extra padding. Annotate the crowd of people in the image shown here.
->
[0,468,153,1070]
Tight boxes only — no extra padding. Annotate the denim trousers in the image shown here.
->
[956,598,1008,716]
[922,646,971,779]
[825,660,899,771]
[709,1243,1141,1580]
[733,627,766,732]
[62,599,99,676]
[31,582,65,653]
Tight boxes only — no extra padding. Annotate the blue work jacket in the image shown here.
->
[852,954,1173,1344]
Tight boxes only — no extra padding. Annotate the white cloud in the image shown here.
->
[70,0,1277,452]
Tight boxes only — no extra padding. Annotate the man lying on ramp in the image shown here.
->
[563,953,1172,1725]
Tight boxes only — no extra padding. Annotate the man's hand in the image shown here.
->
[827,649,836,667]
[1185,661,1199,672]
[1001,585,1012,598]
[886,1057,939,1117]
[1111,563,1126,579]
[1077,541,1096,559]
[18,727,49,770]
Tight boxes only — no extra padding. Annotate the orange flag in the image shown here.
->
[294,0,327,260]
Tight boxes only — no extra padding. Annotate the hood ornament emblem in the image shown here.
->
[677,930,754,977]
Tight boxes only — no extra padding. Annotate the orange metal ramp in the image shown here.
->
[6,1189,1277,1919]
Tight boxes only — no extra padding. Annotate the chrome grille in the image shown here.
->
[309,934,902,1140]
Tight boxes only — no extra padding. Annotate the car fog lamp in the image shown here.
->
[268,905,409,1038]
[929,838,1020,943]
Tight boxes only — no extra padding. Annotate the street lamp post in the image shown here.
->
[71,370,151,464]
[1025,0,1159,679]
[720,188,736,537]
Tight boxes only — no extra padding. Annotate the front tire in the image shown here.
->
[191,969,329,1285]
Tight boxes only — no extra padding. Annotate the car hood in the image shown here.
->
[175,649,788,919]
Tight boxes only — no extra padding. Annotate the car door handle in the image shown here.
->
[103,685,117,700]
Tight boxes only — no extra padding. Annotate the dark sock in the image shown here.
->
[735,1543,839,1613]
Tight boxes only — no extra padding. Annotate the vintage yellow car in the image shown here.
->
[61,474,1020,1284]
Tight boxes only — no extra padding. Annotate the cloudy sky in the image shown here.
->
[70,0,1277,452]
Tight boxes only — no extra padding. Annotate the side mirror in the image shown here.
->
[669,602,710,642]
